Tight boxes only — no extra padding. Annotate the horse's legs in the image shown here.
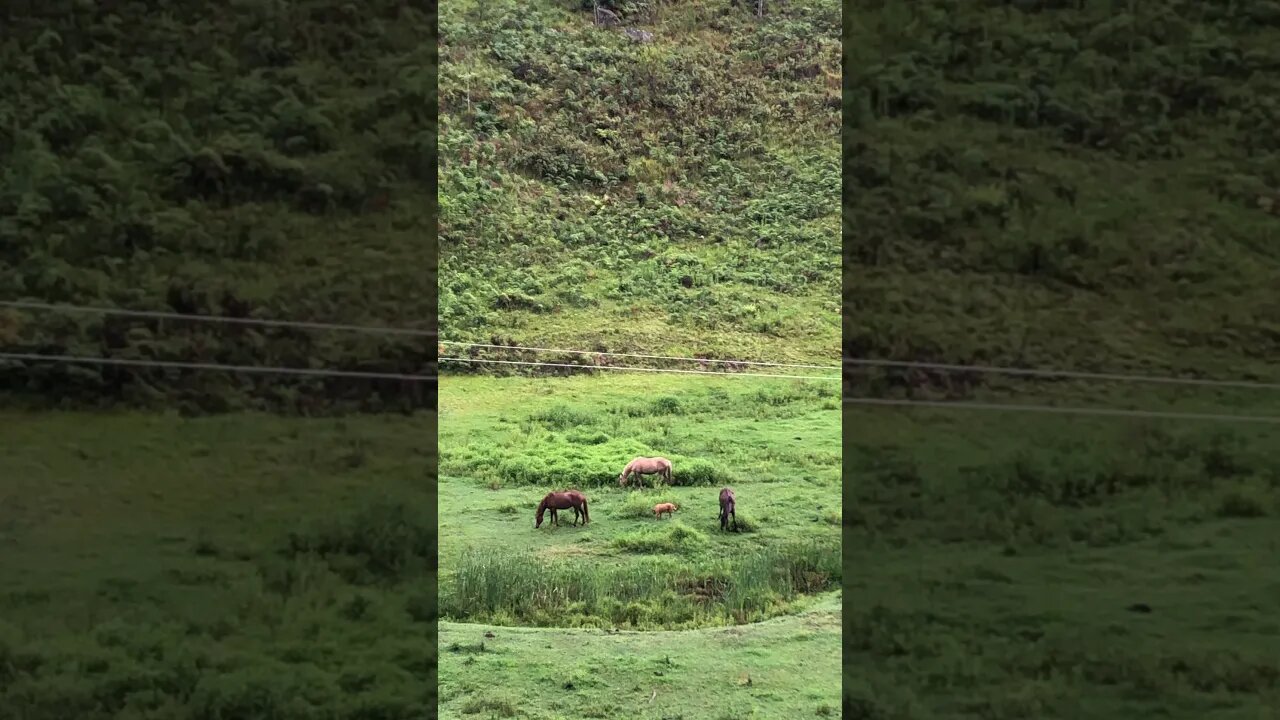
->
[731,510,738,532]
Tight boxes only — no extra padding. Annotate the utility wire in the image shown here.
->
[0,300,438,338]
[4,353,1275,424]
[0,352,439,382]
[441,341,838,370]
[7,299,1277,390]
[843,356,1280,392]
[440,356,840,381]
[843,396,1280,425]
[0,353,834,382]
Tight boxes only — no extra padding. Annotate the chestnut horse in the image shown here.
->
[718,487,738,532]
[653,502,678,519]
[618,457,673,488]
[535,490,589,528]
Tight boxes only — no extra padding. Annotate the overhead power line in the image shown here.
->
[0,352,439,382]
[4,352,1274,424]
[844,396,1280,425]
[844,357,1280,391]
[0,300,438,338]
[7,299,1276,391]
[442,341,838,370]
[440,356,840,381]
[1,300,830,369]
[0,353,833,382]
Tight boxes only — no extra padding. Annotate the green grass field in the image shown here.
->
[842,402,1280,718]
[436,374,842,718]
[438,592,841,720]
[0,411,438,719]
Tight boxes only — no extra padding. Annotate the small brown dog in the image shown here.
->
[653,502,679,519]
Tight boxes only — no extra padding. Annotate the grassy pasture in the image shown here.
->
[0,411,437,719]
[438,591,842,720]
[436,374,843,718]
[842,400,1280,719]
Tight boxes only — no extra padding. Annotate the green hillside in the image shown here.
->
[846,0,1280,385]
[0,1,436,412]
[845,3,1280,717]
[1,4,440,718]
[437,0,842,365]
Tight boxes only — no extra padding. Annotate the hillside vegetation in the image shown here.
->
[845,3,1280,717]
[846,0,1280,389]
[0,0,436,413]
[438,0,842,366]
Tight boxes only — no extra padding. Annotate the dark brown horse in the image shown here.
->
[535,490,590,528]
[718,487,738,532]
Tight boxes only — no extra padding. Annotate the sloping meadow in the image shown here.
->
[440,379,840,489]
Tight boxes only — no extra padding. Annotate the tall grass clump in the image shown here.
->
[722,539,841,619]
[282,499,434,583]
[487,438,729,488]
[613,522,708,554]
[672,458,732,486]
[616,492,683,519]
[527,405,598,430]
[440,539,841,629]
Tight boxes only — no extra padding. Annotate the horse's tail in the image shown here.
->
[581,498,589,522]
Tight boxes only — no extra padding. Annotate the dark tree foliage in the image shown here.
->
[0,0,436,414]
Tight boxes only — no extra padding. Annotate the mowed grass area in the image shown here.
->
[842,403,1280,719]
[0,411,437,719]
[438,592,841,720]
[437,374,841,718]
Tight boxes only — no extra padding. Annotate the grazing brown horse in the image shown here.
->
[718,487,738,532]
[653,502,678,519]
[535,490,589,528]
[618,457,673,488]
